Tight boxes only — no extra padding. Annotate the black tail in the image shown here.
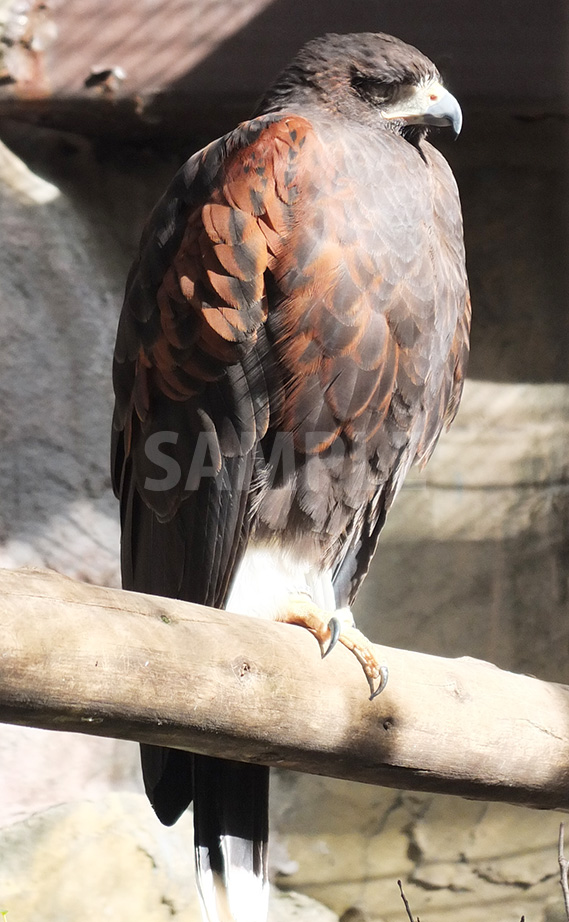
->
[141,745,270,922]
[193,755,270,922]
[140,743,194,826]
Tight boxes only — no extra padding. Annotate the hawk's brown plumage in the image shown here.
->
[112,31,470,922]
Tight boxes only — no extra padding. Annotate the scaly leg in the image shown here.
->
[276,594,388,700]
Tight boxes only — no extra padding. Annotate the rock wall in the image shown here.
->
[0,105,567,921]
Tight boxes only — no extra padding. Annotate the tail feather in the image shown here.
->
[140,743,194,827]
[193,755,270,922]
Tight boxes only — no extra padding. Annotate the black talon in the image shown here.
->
[369,664,389,700]
[322,616,341,658]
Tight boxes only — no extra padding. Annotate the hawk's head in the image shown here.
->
[260,32,462,140]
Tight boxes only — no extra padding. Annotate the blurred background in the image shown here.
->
[0,1,567,919]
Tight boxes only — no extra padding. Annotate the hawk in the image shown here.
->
[111,31,470,922]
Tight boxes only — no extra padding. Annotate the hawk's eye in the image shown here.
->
[349,68,398,107]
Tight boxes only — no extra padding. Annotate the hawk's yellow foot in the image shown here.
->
[277,594,389,700]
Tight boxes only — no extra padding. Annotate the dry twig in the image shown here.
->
[558,823,569,920]
[397,880,419,922]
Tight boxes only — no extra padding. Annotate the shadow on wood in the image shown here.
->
[1,567,569,809]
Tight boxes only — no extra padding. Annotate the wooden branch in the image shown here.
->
[1,567,569,809]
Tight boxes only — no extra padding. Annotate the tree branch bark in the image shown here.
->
[1,567,569,809]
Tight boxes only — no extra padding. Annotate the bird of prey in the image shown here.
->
[111,30,470,922]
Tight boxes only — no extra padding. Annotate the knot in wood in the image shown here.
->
[232,659,253,679]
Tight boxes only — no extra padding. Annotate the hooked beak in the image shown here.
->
[422,88,462,137]
[382,84,463,139]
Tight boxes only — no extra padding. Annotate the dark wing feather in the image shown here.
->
[112,114,315,605]
[329,138,470,605]
[110,115,323,880]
